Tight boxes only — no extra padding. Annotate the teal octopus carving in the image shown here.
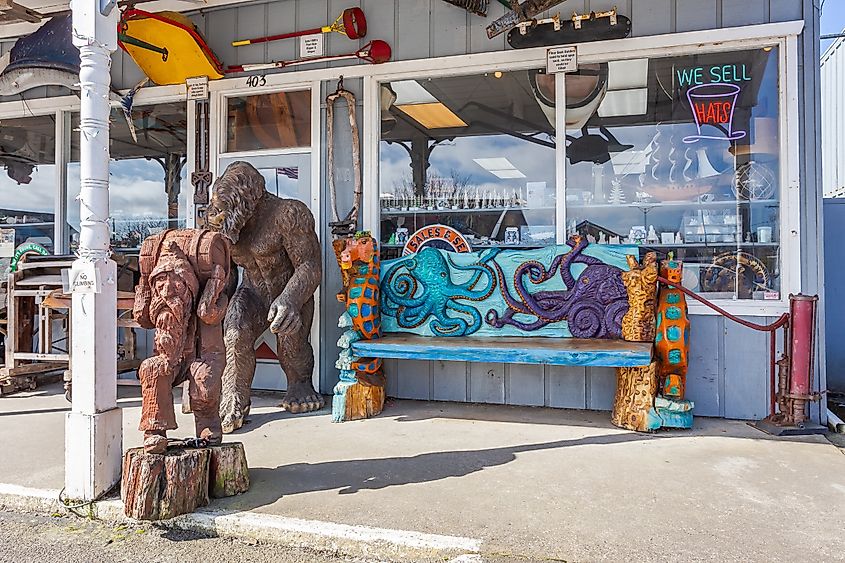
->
[381,247,496,336]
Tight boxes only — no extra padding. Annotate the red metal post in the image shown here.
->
[788,294,818,423]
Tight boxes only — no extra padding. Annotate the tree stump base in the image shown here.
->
[332,377,385,422]
[121,442,249,520]
[611,362,661,432]
[209,442,250,498]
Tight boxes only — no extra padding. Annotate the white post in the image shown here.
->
[65,0,122,501]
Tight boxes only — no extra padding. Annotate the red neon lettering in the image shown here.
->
[693,101,733,124]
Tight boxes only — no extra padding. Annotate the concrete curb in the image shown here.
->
[0,483,482,562]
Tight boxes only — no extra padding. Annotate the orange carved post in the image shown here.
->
[332,232,385,422]
[652,258,694,428]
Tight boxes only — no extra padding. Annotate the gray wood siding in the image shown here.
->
[107,0,808,90]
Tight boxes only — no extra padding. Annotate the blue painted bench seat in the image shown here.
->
[351,334,653,368]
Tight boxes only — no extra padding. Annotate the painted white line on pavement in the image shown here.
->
[172,508,483,552]
[0,482,483,558]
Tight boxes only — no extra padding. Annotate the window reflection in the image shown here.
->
[226,91,311,152]
[67,102,188,252]
[565,47,782,300]
[0,114,56,253]
[379,70,556,258]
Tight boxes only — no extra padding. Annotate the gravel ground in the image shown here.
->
[0,510,378,563]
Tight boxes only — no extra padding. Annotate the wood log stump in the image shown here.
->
[611,362,660,432]
[121,442,250,520]
[122,447,210,520]
[332,377,385,422]
[209,442,250,499]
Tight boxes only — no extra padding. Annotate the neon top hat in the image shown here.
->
[683,83,748,144]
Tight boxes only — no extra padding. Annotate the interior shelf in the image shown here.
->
[380,206,554,216]
[567,199,779,210]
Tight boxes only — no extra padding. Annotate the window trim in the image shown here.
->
[363,22,804,317]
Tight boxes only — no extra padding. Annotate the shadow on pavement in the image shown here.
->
[228,431,663,512]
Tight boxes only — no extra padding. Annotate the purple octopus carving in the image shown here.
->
[486,235,629,338]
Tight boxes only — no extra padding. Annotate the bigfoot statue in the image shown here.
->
[134,231,231,454]
[207,161,323,433]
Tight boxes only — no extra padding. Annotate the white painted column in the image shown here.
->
[65,0,122,501]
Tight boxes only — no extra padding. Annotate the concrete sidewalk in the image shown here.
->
[1,382,844,562]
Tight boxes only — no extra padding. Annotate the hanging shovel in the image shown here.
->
[225,39,391,74]
[232,7,367,47]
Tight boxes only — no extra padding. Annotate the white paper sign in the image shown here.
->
[300,33,324,58]
[186,76,209,101]
[68,262,101,294]
[0,229,14,258]
[547,46,578,74]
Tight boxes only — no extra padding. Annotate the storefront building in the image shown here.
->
[0,0,825,422]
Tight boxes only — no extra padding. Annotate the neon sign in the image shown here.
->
[676,64,752,87]
[682,83,747,143]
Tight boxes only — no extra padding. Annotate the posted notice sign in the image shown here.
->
[300,33,324,58]
[547,46,578,74]
[186,76,209,100]
[67,262,101,294]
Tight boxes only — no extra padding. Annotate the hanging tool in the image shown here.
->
[487,0,570,38]
[439,0,489,17]
[326,77,362,239]
[117,29,168,61]
[232,7,366,47]
[225,39,391,74]
[192,98,212,227]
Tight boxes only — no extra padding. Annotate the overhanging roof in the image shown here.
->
[0,0,254,39]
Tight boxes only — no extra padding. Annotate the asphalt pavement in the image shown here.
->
[0,510,374,563]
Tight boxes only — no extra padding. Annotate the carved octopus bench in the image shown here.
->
[332,234,693,432]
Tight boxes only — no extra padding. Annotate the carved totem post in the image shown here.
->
[612,252,660,432]
[133,229,231,453]
[612,254,695,431]
[332,232,385,422]
[652,259,694,428]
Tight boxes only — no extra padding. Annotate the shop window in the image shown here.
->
[67,102,189,252]
[226,91,311,152]
[0,114,57,252]
[378,71,557,258]
[565,47,783,301]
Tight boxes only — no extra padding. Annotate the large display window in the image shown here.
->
[371,30,798,311]
[67,102,189,252]
[0,114,58,252]
[378,71,557,259]
[565,47,783,301]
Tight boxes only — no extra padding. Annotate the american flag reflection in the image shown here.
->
[276,167,299,180]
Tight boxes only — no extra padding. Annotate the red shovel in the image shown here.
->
[232,7,367,47]
[226,39,391,73]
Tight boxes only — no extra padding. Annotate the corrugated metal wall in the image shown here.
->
[824,198,844,392]
[2,0,822,420]
[821,36,845,197]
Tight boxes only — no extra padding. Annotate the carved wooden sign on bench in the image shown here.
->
[122,442,249,521]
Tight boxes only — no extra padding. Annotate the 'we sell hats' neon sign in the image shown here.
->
[677,64,751,143]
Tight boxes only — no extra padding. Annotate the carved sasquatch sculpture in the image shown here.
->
[207,161,323,433]
[134,234,230,454]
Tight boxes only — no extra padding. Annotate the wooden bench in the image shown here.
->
[352,335,653,367]
[332,234,693,431]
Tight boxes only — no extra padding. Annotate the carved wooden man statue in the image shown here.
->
[134,230,231,454]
